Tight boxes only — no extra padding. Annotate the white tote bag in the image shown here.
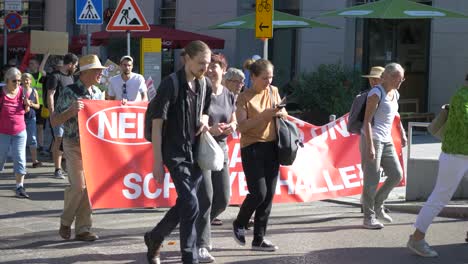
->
[197,131,224,171]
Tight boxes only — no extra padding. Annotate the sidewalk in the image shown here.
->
[327,133,468,218]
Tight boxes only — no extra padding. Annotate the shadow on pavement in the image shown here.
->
[223,243,467,264]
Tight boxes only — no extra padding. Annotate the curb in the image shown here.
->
[324,199,468,219]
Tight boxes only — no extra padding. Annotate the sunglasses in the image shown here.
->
[122,83,128,99]
[11,79,21,84]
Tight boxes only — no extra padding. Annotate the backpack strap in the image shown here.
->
[169,72,179,104]
[198,77,206,127]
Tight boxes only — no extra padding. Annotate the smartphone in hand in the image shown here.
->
[276,96,287,108]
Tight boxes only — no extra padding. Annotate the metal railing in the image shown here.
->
[407,121,430,162]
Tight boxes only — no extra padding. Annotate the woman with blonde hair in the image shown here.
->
[22,73,42,168]
[0,67,31,198]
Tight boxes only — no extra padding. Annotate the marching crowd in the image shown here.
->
[0,40,467,263]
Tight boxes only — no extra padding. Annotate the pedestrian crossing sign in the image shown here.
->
[76,0,103,25]
[106,0,150,32]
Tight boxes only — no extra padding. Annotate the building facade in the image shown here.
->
[4,0,468,113]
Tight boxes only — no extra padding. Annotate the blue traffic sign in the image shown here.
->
[4,12,22,31]
[76,0,103,25]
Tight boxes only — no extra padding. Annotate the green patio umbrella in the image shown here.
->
[209,10,339,30]
[319,0,468,19]
[208,10,338,59]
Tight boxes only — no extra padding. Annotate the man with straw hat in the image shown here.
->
[51,54,106,242]
[362,66,385,88]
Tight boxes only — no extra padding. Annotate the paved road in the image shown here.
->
[1,165,467,264]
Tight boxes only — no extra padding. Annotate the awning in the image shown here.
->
[0,32,30,47]
[73,25,225,50]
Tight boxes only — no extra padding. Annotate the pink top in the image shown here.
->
[0,87,26,135]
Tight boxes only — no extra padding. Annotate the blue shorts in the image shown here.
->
[53,124,64,137]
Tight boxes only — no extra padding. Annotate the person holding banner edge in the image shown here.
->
[144,40,212,264]
[360,63,405,229]
[51,54,106,242]
[232,59,287,251]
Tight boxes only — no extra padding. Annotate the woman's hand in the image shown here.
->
[209,123,226,136]
[367,144,376,160]
[260,108,282,121]
[222,122,237,135]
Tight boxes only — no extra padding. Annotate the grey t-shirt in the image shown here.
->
[208,87,236,141]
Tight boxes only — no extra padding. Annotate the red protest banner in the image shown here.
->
[78,100,405,209]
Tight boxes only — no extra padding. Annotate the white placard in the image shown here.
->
[5,0,22,11]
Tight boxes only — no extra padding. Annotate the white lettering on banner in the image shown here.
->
[119,113,137,139]
[87,106,150,145]
[143,173,162,198]
[339,166,361,188]
[122,172,175,199]
[122,173,142,199]
[276,170,294,194]
[309,117,351,142]
[238,172,249,196]
[328,119,350,140]
[163,173,176,198]
[323,170,345,191]
[98,112,117,138]
[229,143,242,168]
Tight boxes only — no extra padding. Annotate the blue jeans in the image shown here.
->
[148,161,202,264]
[25,117,38,147]
[0,130,27,175]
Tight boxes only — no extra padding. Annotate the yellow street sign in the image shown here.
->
[255,0,273,39]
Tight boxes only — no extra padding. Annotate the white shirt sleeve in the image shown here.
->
[138,75,148,93]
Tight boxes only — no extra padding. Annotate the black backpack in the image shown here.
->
[268,86,303,166]
[347,86,383,134]
[276,117,303,166]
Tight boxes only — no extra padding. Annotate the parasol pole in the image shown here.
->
[262,38,268,60]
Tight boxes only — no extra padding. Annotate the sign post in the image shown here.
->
[106,0,150,56]
[255,0,273,60]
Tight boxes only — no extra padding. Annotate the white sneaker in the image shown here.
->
[407,235,438,257]
[376,207,393,223]
[198,247,215,263]
[363,217,384,229]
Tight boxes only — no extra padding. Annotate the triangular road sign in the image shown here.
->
[79,0,101,20]
[106,0,150,31]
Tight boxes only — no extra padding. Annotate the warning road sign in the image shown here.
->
[106,0,150,31]
[76,0,103,25]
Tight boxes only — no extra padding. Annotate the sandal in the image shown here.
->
[32,161,43,168]
[211,218,223,226]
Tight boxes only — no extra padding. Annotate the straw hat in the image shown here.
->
[77,54,106,73]
[362,66,384,78]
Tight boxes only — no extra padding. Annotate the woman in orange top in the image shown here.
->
[232,59,286,252]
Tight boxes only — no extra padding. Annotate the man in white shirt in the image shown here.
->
[108,55,148,104]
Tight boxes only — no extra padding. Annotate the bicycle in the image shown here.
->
[257,0,271,12]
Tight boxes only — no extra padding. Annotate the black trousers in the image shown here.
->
[148,162,202,264]
[235,141,279,241]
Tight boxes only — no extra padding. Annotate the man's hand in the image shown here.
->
[152,161,165,184]
[121,98,128,105]
[69,100,84,115]
[196,116,210,136]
